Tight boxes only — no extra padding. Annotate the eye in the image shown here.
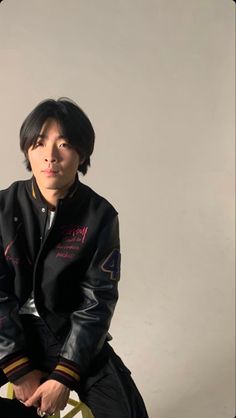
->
[59,142,72,149]
[34,140,44,148]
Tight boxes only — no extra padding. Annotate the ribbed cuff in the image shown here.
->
[49,357,80,390]
[0,352,33,382]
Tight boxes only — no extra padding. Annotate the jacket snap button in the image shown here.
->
[13,217,18,222]
[41,208,46,213]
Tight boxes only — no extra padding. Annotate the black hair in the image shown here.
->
[20,97,95,175]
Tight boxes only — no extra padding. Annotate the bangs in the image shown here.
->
[29,118,72,149]
[20,102,72,153]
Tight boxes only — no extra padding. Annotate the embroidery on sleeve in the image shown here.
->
[101,249,121,281]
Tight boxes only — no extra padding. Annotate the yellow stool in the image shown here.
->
[7,382,94,418]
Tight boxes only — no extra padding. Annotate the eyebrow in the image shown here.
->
[37,134,67,139]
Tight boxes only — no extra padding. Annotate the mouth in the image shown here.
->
[41,169,59,176]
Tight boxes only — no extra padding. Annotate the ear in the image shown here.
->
[25,151,30,162]
[78,153,86,166]
[24,155,32,171]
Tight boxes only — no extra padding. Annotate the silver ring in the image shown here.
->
[38,412,47,417]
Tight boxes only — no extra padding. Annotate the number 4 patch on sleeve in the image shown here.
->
[100,249,121,281]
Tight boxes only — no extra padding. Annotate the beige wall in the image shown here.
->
[0,1,235,417]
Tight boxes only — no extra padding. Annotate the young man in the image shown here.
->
[0,99,148,418]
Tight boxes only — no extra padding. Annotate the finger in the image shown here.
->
[40,398,54,416]
[25,392,41,407]
[37,408,47,417]
[16,395,27,403]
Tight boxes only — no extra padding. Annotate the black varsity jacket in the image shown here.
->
[0,177,121,388]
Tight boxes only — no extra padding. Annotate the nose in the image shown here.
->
[44,156,57,163]
[44,144,58,163]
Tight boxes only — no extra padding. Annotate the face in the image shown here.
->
[27,118,81,200]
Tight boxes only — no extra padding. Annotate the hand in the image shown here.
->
[25,379,70,416]
[13,369,47,403]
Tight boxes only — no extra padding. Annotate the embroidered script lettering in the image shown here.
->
[56,225,88,259]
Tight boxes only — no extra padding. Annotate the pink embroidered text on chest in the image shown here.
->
[60,225,88,243]
[55,225,88,259]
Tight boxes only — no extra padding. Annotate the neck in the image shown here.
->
[32,176,78,209]
[40,189,63,210]
[37,184,73,210]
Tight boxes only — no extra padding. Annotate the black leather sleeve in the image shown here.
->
[0,237,33,381]
[52,215,121,379]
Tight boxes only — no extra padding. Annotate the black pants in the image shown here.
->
[0,315,148,418]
